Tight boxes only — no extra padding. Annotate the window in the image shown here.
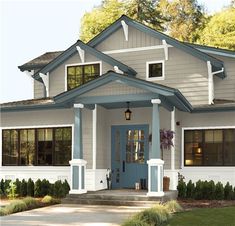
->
[184,128,235,166]
[146,61,164,80]
[2,127,72,166]
[67,63,100,90]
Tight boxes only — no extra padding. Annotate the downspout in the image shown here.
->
[207,61,224,105]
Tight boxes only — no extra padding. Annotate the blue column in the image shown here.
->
[73,104,83,159]
[151,99,161,159]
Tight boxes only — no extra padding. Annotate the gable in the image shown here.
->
[96,26,161,52]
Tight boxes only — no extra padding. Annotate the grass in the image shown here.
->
[166,206,235,226]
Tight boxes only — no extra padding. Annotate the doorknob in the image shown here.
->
[122,160,125,172]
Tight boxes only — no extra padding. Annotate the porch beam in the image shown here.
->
[77,93,159,104]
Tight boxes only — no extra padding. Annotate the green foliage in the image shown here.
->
[22,197,39,209]
[20,179,27,197]
[53,180,65,198]
[15,178,21,196]
[177,178,187,198]
[207,180,216,200]
[224,182,233,200]
[198,7,235,50]
[62,180,70,196]
[4,200,27,215]
[186,180,195,199]
[122,218,149,226]
[34,179,42,197]
[80,0,165,43]
[41,195,60,204]
[6,181,17,199]
[27,178,34,197]
[215,182,224,200]
[0,179,5,196]
[4,180,11,196]
[164,200,183,213]
[194,180,204,200]
[41,179,50,196]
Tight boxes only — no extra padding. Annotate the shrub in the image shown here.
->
[53,180,64,198]
[4,180,11,196]
[6,181,17,199]
[15,179,21,196]
[186,180,195,199]
[41,179,50,196]
[22,197,39,209]
[0,179,5,196]
[215,182,224,200]
[34,179,42,197]
[41,195,60,204]
[122,218,149,226]
[49,183,54,196]
[194,180,204,200]
[224,182,233,200]
[0,207,6,216]
[164,200,183,213]
[177,180,187,198]
[62,180,70,196]
[4,200,27,215]
[27,178,34,197]
[20,179,27,197]
[207,180,216,200]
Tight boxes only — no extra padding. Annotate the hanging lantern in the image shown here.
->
[125,102,132,120]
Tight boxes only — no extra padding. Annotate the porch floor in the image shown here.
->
[63,189,178,206]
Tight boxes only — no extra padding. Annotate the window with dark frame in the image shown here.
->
[67,63,100,90]
[2,127,72,166]
[184,129,235,166]
[148,62,163,79]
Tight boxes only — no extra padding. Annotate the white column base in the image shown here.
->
[147,158,164,197]
[69,159,87,194]
[164,170,178,190]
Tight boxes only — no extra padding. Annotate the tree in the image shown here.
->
[157,0,206,42]
[80,0,165,43]
[198,7,235,50]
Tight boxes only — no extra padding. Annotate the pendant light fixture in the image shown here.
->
[125,102,132,120]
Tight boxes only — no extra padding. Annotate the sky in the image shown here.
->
[0,0,232,103]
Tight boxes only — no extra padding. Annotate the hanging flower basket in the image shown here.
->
[160,129,174,150]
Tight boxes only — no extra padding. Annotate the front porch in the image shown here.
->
[58,71,192,197]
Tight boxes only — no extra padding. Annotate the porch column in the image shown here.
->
[147,99,164,197]
[69,103,87,194]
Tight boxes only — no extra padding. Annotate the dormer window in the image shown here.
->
[67,62,100,90]
[146,61,164,81]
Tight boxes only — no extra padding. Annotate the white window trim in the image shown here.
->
[181,126,235,169]
[0,124,74,168]
[64,61,102,91]
[146,60,165,81]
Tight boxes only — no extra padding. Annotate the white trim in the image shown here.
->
[74,103,84,108]
[103,45,173,55]
[76,46,85,63]
[207,61,214,104]
[151,99,161,104]
[114,66,124,74]
[0,124,74,168]
[147,191,164,197]
[162,40,168,60]
[170,107,175,171]
[64,61,102,92]
[39,72,49,97]
[121,20,128,41]
[92,104,97,170]
[181,126,235,169]
[146,60,165,81]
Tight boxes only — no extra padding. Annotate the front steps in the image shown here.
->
[62,189,178,206]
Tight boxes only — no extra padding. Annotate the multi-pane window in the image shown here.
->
[126,129,145,163]
[2,127,72,166]
[67,63,100,90]
[147,61,164,80]
[184,129,235,166]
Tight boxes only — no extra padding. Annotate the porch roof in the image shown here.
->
[54,71,193,112]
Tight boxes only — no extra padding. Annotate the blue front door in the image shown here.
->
[111,125,149,189]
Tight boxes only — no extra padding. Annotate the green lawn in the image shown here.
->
[167,206,235,226]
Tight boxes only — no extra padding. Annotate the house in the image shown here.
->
[1,15,235,197]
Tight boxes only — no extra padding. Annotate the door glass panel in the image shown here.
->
[115,130,120,162]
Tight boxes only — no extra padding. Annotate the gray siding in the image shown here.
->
[33,53,113,98]
[108,47,209,106]
[34,80,44,99]
[96,26,161,52]
[174,111,235,169]
[213,55,235,101]
[1,108,93,169]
